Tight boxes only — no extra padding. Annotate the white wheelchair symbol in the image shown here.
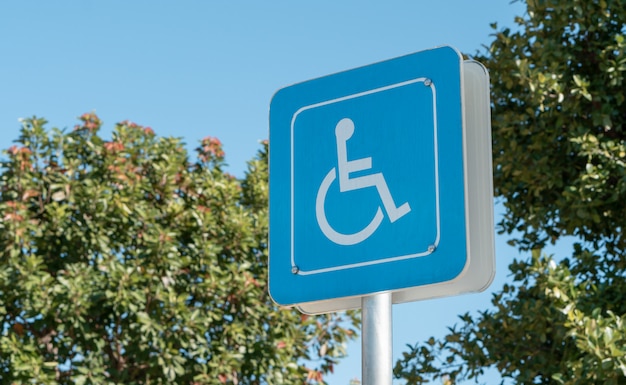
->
[316,118,411,245]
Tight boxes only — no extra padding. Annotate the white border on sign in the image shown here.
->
[289,77,441,275]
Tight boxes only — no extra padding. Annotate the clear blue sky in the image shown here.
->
[0,1,541,384]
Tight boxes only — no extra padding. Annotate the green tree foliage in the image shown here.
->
[491,0,626,254]
[0,114,358,384]
[394,1,626,383]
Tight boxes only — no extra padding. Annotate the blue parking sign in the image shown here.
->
[269,46,494,312]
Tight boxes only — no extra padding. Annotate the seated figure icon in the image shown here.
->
[315,118,411,246]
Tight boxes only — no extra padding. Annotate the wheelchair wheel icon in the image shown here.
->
[315,118,411,246]
[316,167,385,246]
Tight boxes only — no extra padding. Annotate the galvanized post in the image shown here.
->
[362,292,392,385]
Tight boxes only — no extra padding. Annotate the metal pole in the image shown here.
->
[362,292,392,385]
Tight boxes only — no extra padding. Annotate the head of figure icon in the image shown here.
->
[335,118,355,140]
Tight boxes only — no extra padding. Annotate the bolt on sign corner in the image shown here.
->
[269,46,495,314]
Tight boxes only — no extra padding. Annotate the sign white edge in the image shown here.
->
[290,77,441,276]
